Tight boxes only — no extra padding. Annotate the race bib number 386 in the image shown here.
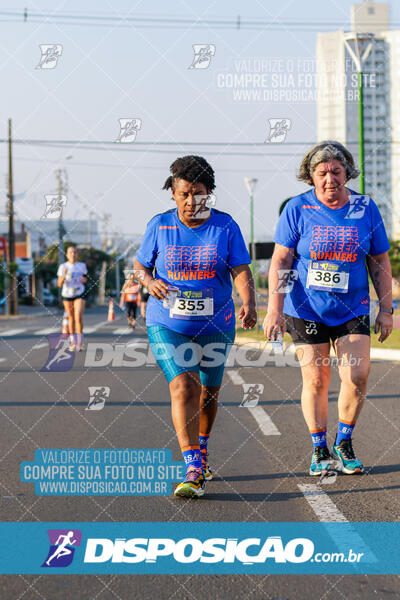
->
[171,289,214,320]
[306,261,349,293]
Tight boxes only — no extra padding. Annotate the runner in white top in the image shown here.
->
[57,246,88,351]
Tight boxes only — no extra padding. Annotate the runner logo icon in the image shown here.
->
[275,269,298,293]
[240,384,264,407]
[86,386,110,410]
[36,44,63,69]
[188,44,216,69]
[41,334,75,372]
[41,194,67,219]
[42,529,82,567]
[115,118,142,143]
[344,195,370,219]
[265,118,291,143]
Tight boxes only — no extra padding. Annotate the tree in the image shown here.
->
[388,239,400,280]
[34,242,114,302]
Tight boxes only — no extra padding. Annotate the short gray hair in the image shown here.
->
[297,140,360,185]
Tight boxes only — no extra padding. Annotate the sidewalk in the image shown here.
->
[235,335,400,362]
[0,304,58,321]
[0,303,108,322]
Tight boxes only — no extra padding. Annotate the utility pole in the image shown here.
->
[88,211,95,247]
[56,169,65,266]
[56,169,66,308]
[56,168,66,307]
[8,118,18,315]
[102,214,110,253]
[98,213,111,305]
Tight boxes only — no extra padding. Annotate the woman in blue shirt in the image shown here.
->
[264,141,393,476]
[134,155,256,498]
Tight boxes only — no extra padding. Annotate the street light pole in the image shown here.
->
[344,32,373,195]
[358,70,365,194]
[7,118,18,315]
[244,178,258,290]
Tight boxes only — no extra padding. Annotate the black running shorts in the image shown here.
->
[284,314,370,345]
[126,301,137,318]
[62,287,88,302]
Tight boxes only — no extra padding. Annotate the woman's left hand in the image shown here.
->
[238,304,257,330]
[375,311,393,342]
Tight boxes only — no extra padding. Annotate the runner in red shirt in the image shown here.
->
[120,273,140,329]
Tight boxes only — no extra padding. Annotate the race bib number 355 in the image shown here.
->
[171,289,214,320]
[306,261,349,293]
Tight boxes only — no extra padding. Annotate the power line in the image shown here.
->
[1,138,396,147]
[0,138,396,158]
[0,139,314,146]
[0,155,287,172]
[0,9,385,31]
[0,9,354,26]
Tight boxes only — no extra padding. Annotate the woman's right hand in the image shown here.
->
[147,278,169,300]
[263,311,285,341]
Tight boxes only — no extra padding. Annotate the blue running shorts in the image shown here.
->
[147,325,236,386]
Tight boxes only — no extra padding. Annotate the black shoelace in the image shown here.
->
[339,439,356,460]
[314,446,331,462]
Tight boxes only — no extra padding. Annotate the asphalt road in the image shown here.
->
[0,307,399,599]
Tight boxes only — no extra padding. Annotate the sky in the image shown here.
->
[0,0,399,247]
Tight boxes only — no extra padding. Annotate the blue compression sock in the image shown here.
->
[310,428,327,449]
[182,446,202,471]
[199,433,209,454]
[335,421,355,445]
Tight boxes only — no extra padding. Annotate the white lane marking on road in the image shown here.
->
[227,370,281,435]
[0,329,26,337]
[298,483,348,522]
[298,483,377,562]
[34,328,58,335]
[0,358,6,362]
[85,320,109,334]
[33,320,108,336]
[247,406,281,436]
[112,327,133,335]
[32,343,48,349]
[227,370,245,385]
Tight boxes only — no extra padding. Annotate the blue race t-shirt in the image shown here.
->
[136,208,251,335]
[274,188,390,326]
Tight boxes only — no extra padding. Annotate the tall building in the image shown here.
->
[317,1,400,238]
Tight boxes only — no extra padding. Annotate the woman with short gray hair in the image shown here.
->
[297,140,360,184]
[263,140,393,476]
